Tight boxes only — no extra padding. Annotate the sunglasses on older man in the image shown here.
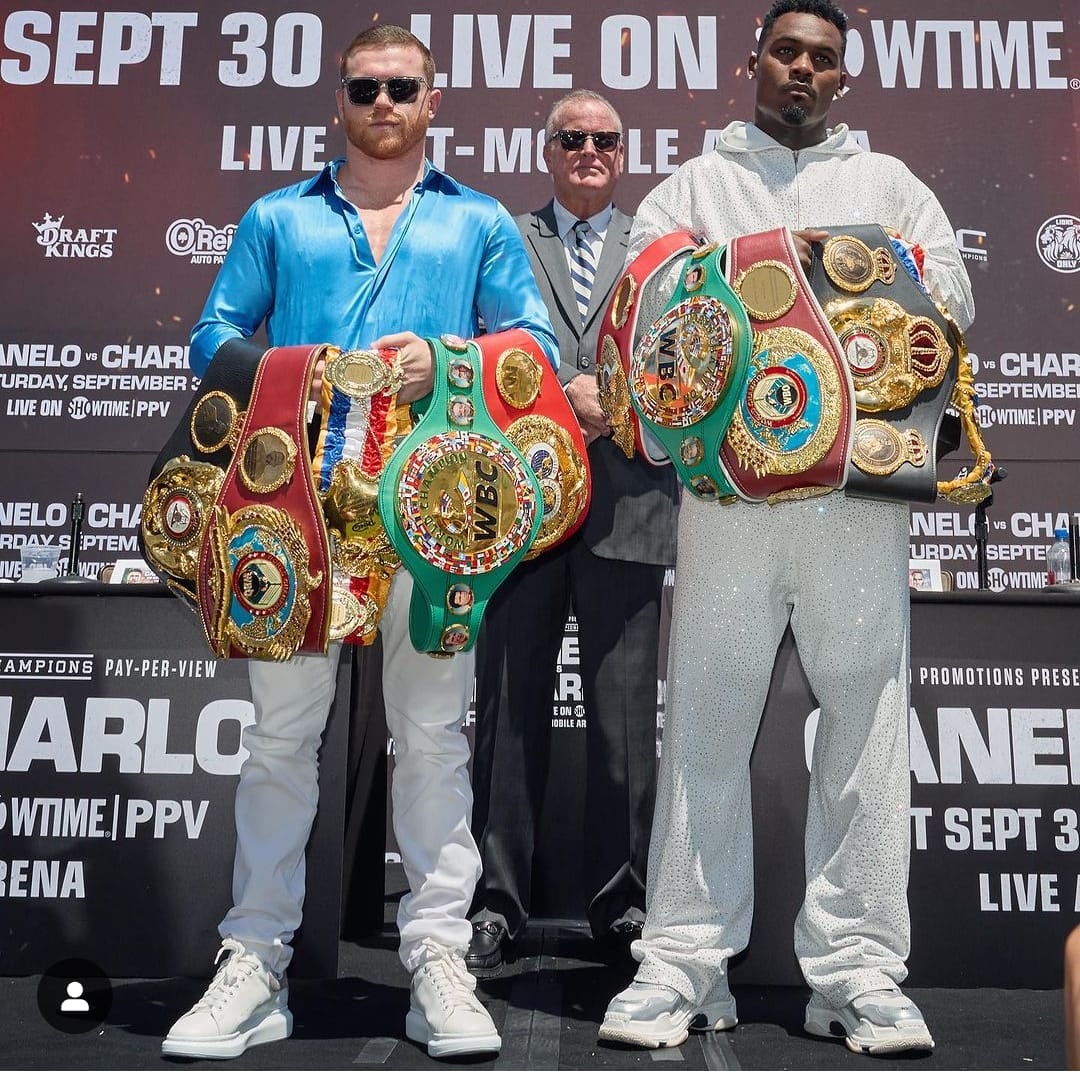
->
[341,76,428,106]
[550,129,621,152]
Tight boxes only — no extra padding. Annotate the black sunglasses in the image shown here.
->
[550,129,621,152]
[341,76,427,106]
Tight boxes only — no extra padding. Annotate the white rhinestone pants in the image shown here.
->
[633,491,912,1009]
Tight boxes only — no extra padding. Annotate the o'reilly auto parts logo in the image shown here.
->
[165,218,236,265]
[33,213,116,258]
[1036,215,1080,273]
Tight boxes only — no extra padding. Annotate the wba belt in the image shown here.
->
[808,224,962,503]
[720,226,854,503]
[378,331,548,655]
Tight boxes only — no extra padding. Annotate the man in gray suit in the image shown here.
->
[466,90,679,972]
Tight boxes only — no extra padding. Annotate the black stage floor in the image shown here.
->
[2,885,1066,1072]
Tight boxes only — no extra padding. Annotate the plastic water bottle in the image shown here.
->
[1046,527,1072,585]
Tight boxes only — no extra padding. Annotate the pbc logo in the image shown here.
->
[1036,215,1080,274]
[33,212,117,259]
[165,217,237,265]
[955,228,988,264]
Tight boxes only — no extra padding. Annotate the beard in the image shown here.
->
[780,102,809,125]
[348,111,428,160]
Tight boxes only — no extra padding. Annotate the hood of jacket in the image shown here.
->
[716,120,864,157]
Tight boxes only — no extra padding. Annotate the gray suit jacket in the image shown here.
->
[516,202,678,565]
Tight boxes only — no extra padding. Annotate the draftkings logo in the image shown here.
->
[33,213,117,259]
[1036,215,1080,273]
[164,217,236,265]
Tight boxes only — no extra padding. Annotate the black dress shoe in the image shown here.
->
[465,921,509,973]
[596,918,644,965]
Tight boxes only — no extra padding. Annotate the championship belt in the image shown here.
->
[378,332,544,655]
[313,346,410,646]
[808,224,963,503]
[476,329,592,558]
[197,345,333,660]
[720,227,855,503]
[597,231,701,465]
[627,240,752,501]
[141,337,265,611]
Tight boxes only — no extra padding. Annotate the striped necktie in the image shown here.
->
[570,220,598,325]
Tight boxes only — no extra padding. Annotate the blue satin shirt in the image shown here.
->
[189,159,557,377]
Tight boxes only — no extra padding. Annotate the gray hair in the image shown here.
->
[544,90,623,140]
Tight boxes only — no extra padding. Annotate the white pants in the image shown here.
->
[633,492,912,1009]
[219,569,479,974]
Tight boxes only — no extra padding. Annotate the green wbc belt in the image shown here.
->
[629,241,752,501]
[378,334,543,655]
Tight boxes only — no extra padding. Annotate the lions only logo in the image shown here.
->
[1036,215,1080,273]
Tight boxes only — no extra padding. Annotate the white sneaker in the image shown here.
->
[598,979,738,1049]
[405,939,502,1058]
[804,987,934,1054]
[161,939,292,1059]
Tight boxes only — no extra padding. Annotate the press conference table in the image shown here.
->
[1,582,1077,988]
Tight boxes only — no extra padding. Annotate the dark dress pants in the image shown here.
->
[470,532,664,940]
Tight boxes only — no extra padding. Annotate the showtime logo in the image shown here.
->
[1036,215,1080,273]
[33,212,116,258]
[842,19,1072,90]
[165,217,236,265]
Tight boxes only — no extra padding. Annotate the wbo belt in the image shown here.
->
[808,224,962,504]
[720,226,854,503]
[379,330,587,656]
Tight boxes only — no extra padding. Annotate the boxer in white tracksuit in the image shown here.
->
[600,1,973,1056]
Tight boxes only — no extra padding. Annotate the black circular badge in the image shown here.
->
[37,958,112,1034]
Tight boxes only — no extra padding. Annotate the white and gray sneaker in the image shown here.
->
[598,979,738,1049]
[804,987,935,1054]
[405,939,502,1058]
[161,938,292,1059]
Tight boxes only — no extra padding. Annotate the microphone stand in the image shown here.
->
[975,466,1008,591]
[55,492,93,583]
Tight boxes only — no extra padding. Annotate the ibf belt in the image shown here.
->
[597,231,700,465]
[721,227,854,503]
[313,346,409,646]
[378,333,543,655]
[476,329,591,558]
[198,345,332,660]
[628,241,752,502]
[808,223,962,504]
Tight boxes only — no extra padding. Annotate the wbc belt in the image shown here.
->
[627,240,752,501]
[197,345,332,660]
[378,331,545,655]
[597,231,701,465]
[721,227,855,503]
[808,224,962,504]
